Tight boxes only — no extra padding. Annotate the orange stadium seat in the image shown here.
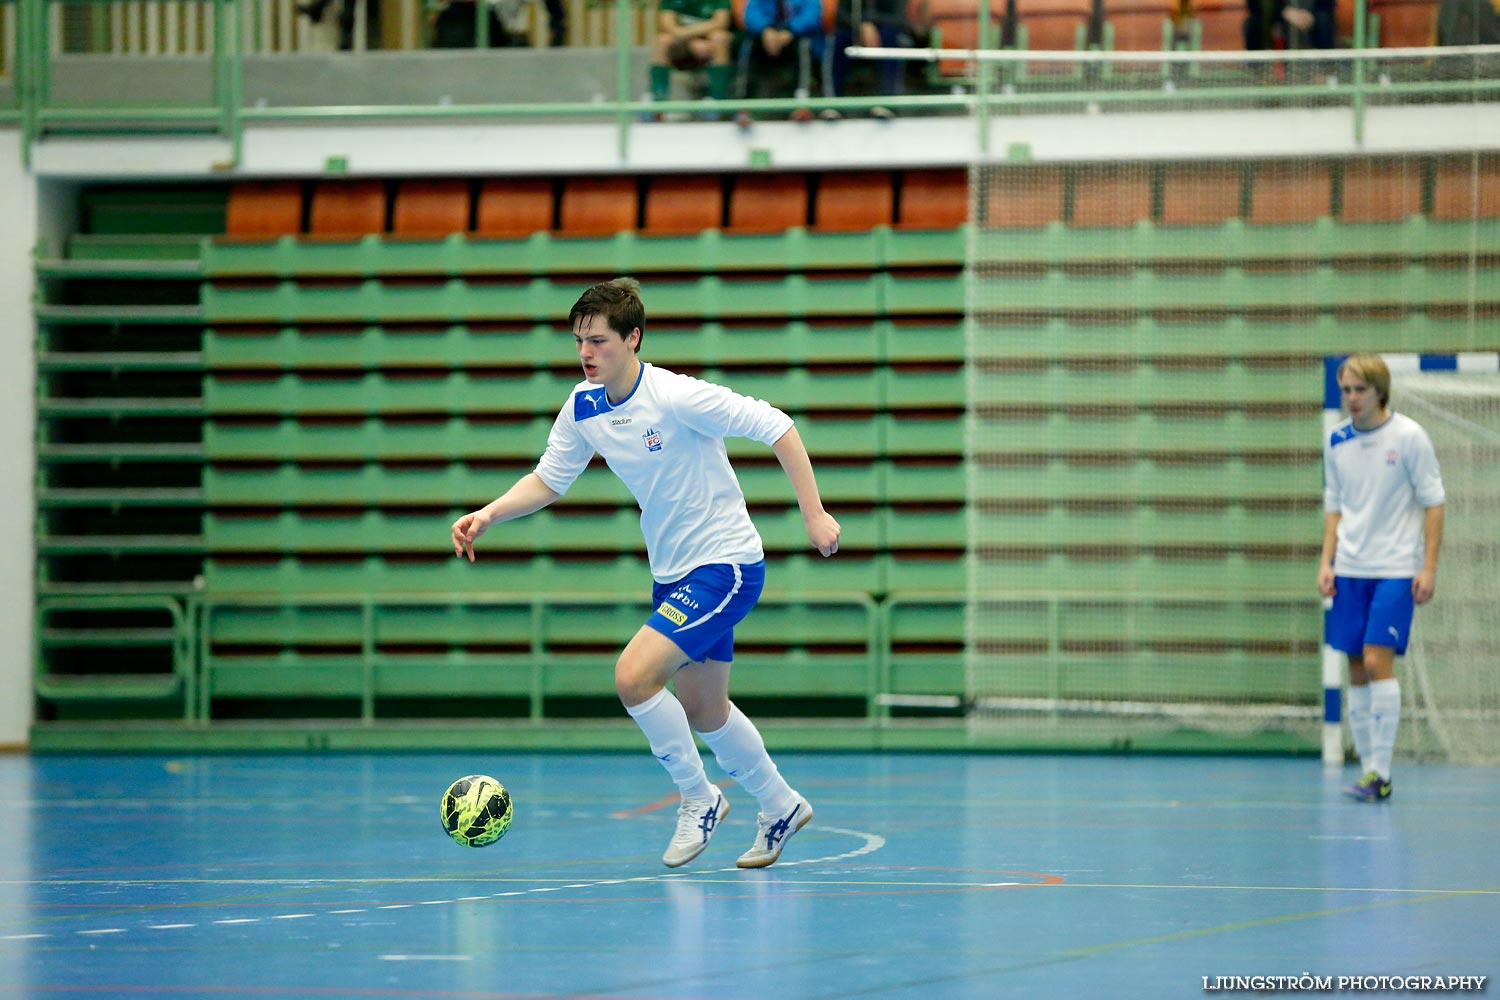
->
[727,174,810,233]
[224,181,304,238]
[643,175,725,235]
[815,172,895,232]
[559,177,638,236]
[1368,0,1439,45]
[927,0,1003,77]
[1015,0,1094,49]
[1340,159,1422,223]
[391,179,472,237]
[474,178,555,237]
[1072,166,1153,227]
[1334,0,1355,43]
[1184,0,1244,49]
[1161,162,1242,226]
[1432,157,1500,221]
[1247,162,1332,224]
[1104,0,1177,49]
[983,166,1065,228]
[898,169,970,229]
[308,180,387,238]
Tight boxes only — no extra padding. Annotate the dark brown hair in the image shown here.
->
[569,277,645,353]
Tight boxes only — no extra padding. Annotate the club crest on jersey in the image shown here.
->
[1386,450,1398,465]
[643,427,663,452]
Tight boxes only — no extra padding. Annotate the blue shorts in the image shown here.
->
[1325,576,1415,656]
[645,561,765,664]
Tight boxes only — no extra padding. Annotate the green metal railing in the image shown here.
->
[30,589,934,728]
[183,590,888,725]
[4,0,1499,167]
[34,595,197,718]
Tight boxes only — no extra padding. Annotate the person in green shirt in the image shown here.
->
[650,0,735,114]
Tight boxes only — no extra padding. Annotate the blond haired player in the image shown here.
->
[1319,353,1445,802]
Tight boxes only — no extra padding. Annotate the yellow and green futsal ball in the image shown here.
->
[440,774,513,847]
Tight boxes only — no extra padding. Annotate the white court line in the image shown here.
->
[380,955,473,961]
[3,823,890,942]
[769,824,886,868]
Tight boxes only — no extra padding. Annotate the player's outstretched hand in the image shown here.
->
[1316,565,1336,598]
[451,510,492,563]
[806,509,841,558]
[1412,568,1437,605]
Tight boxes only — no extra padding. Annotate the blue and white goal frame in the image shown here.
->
[1319,352,1500,766]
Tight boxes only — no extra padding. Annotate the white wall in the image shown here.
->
[27,102,1498,179]
[0,134,37,749]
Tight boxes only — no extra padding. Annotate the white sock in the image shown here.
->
[625,688,714,803]
[1367,678,1401,781]
[699,702,797,817]
[1346,683,1373,772]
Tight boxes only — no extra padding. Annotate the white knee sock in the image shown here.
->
[1367,678,1401,781]
[625,688,714,803]
[699,702,797,817]
[1346,683,1373,772]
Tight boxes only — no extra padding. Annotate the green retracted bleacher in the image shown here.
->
[30,155,1500,747]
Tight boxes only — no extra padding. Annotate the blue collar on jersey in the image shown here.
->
[574,363,646,421]
[1330,411,1396,448]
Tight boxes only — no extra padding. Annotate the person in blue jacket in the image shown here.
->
[740,0,826,118]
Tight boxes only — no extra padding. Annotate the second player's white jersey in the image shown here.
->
[1323,411,1445,578]
[533,362,795,583]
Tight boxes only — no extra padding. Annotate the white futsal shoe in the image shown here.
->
[662,785,730,868]
[736,793,813,869]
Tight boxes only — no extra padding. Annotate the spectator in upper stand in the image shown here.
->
[429,0,569,48]
[1436,0,1500,45]
[297,0,380,49]
[740,0,826,120]
[1243,0,1335,50]
[827,0,917,120]
[650,0,736,114]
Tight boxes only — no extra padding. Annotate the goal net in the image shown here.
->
[1394,369,1500,765]
[955,42,1497,750]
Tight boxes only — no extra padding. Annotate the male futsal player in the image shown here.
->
[451,278,841,866]
[1318,353,1445,802]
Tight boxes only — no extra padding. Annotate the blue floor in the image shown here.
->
[1,752,1496,999]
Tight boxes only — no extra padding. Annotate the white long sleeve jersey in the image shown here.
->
[533,363,795,583]
[1323,411,1445,578]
